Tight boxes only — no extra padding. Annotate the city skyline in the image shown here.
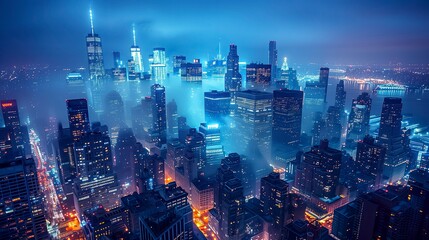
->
[1,1,429,240]
[1,0,429,67]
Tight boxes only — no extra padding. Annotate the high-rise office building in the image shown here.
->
[0,157,49,239]
[334,80,346,115]
[407,169,429,239]
[272,89,303,168]
[1,100,30,156]
[219,178,245,240]
[355,135,386,191]
[151,48,167,81]
[167,99,179,139]
[66,99,90,142]
[114,128,137,194]
[204,90,231,126]
[295,139,342,199]
[181,58,202,81]
[185,128,206,175]
[272,90,304,146]
[325,106,342,147]
[319,67,329,103]
[199,123,225,174]
[86,9,105,80]
[268,41,278,81]
[224,44,242,102]
[346,92,372,145]
[279,66,299,91]
[130,25,144,74]
[246,63,272,88]
[72,123,123,218]
[173,55,186,74]
[234,90,273,161]
[377,97,409,183]
[103,90,125,129]
[260,172,289,233]
[151,84,167,145]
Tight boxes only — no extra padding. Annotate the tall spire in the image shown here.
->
[89,8,95,35]
[132,24,137,46]
[281,57,289,71]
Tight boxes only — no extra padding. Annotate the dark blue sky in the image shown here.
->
[1,0,429,68]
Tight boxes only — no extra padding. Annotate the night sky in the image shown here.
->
[1,0,429,68]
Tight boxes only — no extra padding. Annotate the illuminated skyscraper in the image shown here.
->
[151,84,167,145]
[295,139,342,199]
[181,58,202,81]
[234,90,272,162]
[199,123,225,174]
[185,128,206,175]
[268,40,278,81]
[1,100,30,156]
[86,8,105,80]
[151,48,167,81]
[279,58,299,90]
[272,89,303,147]
[346,92,372,145]
[66,99,90,142]
[219,178,245,240]
[130,25,144,74]
[246,63,271,88]
[272,89,303,168]
[0,157,49,239]
[355,135,386,191]
[224,44,242,102]
[260,172,289,233]
[377,97,409,183]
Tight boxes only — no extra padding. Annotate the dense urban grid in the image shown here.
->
[1,3,429,240]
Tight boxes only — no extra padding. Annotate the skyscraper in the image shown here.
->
[181,58,202,81]
[272,90,303,147]
[130,24,144,74]
[246,63,272,88]
[234,90,273,161]
[346,92,372,145]
[334,80,346,115]
[1,100,30,156]
[260,172,289,235]
[295,139,342,199]
[272,89,303,169]
[355,135,386,191]
[173,55,186,75]
[224,44,242,102]
[325,106,342,147]
[0,157,49,239]
[377,97,409,183]
[185,128,206,175]
[319,67,329,103]
[86,8,105,80]
[151,48,167,81]
[204,90,231,126]
[219,178,245,240]
[268,40,278,81]
[151,84,167,145]
[167,99,179,139]
[66,99,90,142]
[199,123,225,174]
